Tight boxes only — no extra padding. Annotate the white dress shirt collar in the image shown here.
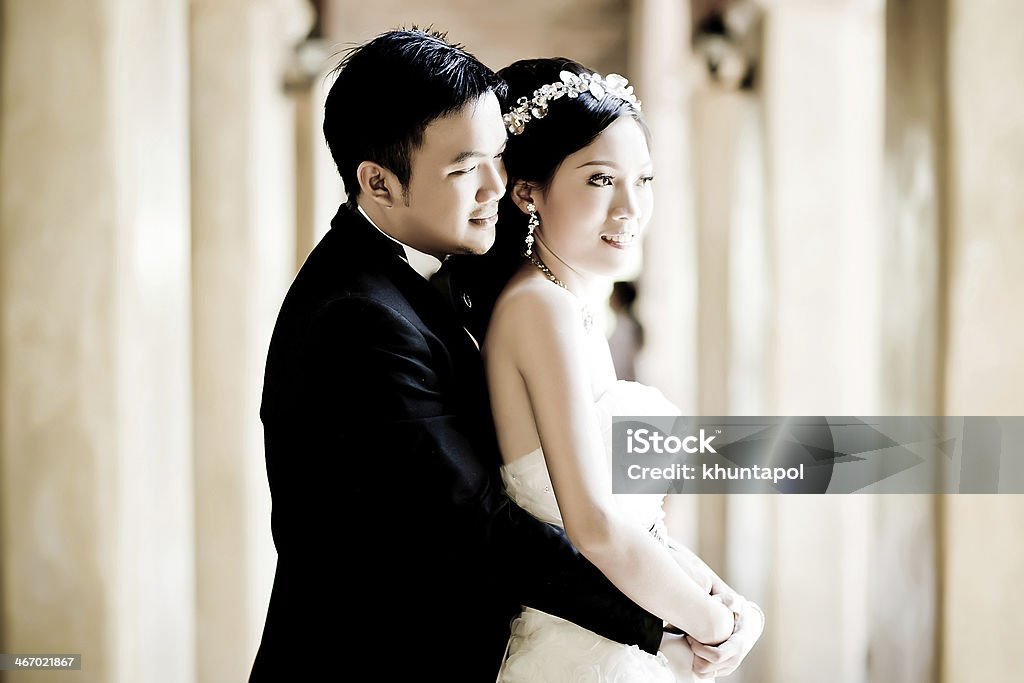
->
[356,204,444,280]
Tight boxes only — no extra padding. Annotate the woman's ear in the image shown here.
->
[511,179,537,215]
[356,161,399,209]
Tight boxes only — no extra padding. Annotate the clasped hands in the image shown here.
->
[660,543,764,679]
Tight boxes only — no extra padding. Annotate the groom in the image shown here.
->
[248,29,665,681]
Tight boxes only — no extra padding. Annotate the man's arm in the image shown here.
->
[296,296,664,652]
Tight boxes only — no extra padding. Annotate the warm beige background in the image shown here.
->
[1,1,1021,681]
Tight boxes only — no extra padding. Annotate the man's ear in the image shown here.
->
[511,180,537,215]
[356,161,401,209]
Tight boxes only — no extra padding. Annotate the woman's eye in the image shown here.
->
[589,174,613,187]
[639,175,655,186]
[454,166,478,175]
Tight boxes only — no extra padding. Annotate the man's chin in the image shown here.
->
[455,232,496,256]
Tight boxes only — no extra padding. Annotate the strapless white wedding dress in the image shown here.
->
[497,380,701,683]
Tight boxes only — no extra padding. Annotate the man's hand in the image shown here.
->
[686,600,764,679]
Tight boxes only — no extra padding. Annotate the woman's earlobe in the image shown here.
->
[511,180,536,215]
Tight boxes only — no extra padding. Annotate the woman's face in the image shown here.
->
[533,116,653,280]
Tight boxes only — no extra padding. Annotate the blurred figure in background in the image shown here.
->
[608,280,645,382]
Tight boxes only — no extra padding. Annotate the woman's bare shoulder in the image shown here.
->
[491,273,580,334]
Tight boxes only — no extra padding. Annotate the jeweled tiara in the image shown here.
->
[502,70,642,136]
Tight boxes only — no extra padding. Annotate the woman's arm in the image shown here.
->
[499,284,734,645]
[662,496,733,597]
[661,499,766,674]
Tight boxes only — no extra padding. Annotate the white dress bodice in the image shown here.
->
[500,379,680,531]
[496,381,700,683]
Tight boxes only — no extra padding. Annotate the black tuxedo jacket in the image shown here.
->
[249,204,663,681]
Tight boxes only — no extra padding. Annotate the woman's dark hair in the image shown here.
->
[324,28,505,202]
[455,57,649,340]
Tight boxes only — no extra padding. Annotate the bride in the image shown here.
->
[467,58,765,681]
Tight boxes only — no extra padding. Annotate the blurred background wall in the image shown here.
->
[1,0,1022,681]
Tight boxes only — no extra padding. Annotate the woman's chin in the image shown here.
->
[594,254,639,280]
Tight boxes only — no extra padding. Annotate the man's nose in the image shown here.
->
[478,157,506,202]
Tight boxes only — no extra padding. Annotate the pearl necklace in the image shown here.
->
[527,253,594,332]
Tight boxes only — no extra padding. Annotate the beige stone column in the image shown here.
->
[294,80,319,263]
[628,0,702,550]
[941,1,1024,681]
[1,1,194,682]
[761,0,884,415]
[691,89,742,416]
[293,66,343,258]
[630,0,699,413]
[190,1,310,680]
[758,1,884,680]
[864,2,949,681]
[883,0,947,417]
[688,86,770,416]
[683,13,774,680]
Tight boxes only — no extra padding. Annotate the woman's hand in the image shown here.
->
[686,599,765,678]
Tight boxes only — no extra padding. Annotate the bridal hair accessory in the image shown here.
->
[524,202,539,256]
[527,252,594,332]
[503,70,642,135]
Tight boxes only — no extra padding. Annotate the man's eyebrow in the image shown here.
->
[451,140,507,166]
[450,150,485,165]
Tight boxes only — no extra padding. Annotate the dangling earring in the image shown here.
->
[525,202,539,256]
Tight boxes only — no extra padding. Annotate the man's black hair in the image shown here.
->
[324,28,506,203]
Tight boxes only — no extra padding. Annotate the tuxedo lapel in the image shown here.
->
[391,256,481,360]
[328,205,480,362]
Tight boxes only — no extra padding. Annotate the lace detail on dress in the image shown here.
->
[499,607,677,683]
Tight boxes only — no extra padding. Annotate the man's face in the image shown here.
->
[391,93,508,258]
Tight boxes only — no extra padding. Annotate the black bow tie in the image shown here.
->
[432,258,477,315]
[429,259,456,304]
